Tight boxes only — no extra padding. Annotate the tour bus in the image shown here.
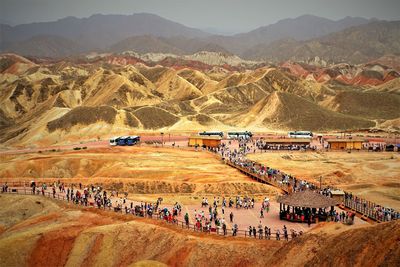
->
[126,136,140,146]
[110,136,141,146]
[198,131,224,137]
[288,131,313,139]
[227,131,253,139]
[109,136,120,146]
[117,136,130,146]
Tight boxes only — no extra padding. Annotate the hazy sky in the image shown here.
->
[1,0,400,33]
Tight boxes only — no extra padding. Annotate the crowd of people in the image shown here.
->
[210,138,399,223]
[23,180,187,222]
[217,139,318,193]
[194,195,285,238]
[196,196,237,235]
[345,193,399,221]
[246,223,302,240]
[280,206,357,226]
[201,196,256,210]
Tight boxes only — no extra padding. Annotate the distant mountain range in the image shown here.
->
[243,21,400,64]
[0,13,208,49]
[203,15,374,54]
[1,13,399,64]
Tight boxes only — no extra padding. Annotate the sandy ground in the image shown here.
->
[248,151,400,210]
[0,146,279,199]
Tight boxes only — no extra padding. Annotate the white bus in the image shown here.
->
[227,131,253,139]
[288,131,313,139]
[198,131,224,137]
[109,136,120,146]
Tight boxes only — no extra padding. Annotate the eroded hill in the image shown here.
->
[1,53,399,146]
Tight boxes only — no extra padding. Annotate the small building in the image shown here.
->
[188,135,222,148]
[261,138,311,146]
[259,138,311,150]
[330,189,345,204]
[324,138,367,150]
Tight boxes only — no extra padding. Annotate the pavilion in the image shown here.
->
[277,190,338,224]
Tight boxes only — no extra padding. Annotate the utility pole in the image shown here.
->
[319,176,322,190]
[161,132,164,147]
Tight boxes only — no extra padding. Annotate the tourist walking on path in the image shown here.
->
[233,223,238,236]
[283,225,289,241]
[276,229,280,240]
[184,213,189,226]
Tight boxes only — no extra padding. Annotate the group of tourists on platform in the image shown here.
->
[345,193,399,221]
[218,141,317,193]
[247,223,302,240]
[280,206,357,226]
[214,138,399,223]
[196,194,275,237]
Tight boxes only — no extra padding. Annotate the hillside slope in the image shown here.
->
[228,91,375,130]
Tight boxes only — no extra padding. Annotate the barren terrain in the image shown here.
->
[248,151,400,209]
[0,146,279,202]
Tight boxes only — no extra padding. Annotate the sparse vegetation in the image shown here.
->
[47,106,117,132]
